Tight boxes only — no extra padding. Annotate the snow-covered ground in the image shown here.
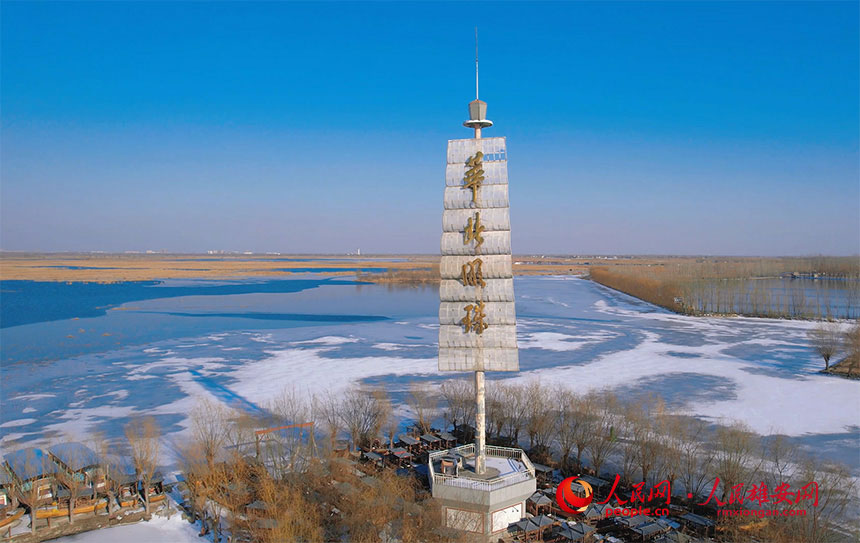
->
[60,513,200,543]
[2,276,858,472]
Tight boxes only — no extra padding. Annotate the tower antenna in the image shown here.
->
[475,27,479,100]
[464,27,492,138]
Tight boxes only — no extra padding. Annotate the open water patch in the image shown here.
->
[1,278,349,328]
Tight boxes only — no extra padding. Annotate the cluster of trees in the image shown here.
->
[177,384,442,480]
[180,435,450,542]
[442,379,856,543]
[10,376,855,542]
[179,396,467,543]
[318,384,439,452]
[184,378,856,542]
[3,417,162,536]
[668,257,859,280]
[809,322,860,376]
[590,256,860,319]
[123,417,162,515]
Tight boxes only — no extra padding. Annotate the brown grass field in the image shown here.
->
[0,253,429,282]
[0,252,601,283]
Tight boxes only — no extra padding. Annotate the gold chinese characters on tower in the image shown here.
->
[463,212,485,250]
[438,137,519,372]
[461,258,486,288]
[463,151,485,203]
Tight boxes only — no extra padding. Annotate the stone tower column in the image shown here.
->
[439,97,518,476]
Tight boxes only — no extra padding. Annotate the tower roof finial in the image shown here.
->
[464,26,492,136]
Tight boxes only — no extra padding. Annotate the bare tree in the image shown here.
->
[808,322,842,370]
[523,381,557,459]
[226,411,262,459]
[440,378,474,433]
[845,282,860,319]
[485,380,506,440]
[190,397,230,470]
[124,417,161,514]
[653,409,683,498]
[315,390,343,455]
[843,323,860,377]
[376,389,393,448]
[0,466,17,538]
[554,388,582,471]
[10,447,45,535]
[501,383,528,444]
[633,398,663,485]
[765,434,797,484]
[407,384,437,435]
[714,422,760,505]
[678,418,715,504]
[385,412,399,450]
[186,405,251,534]
[340,468,398,542]
[269,387,311,428]
[259,390,316,475]
[585,391,618,476]
[791,457,856,543]
[618,403,640,486]
[252,471,323,543]
[178,441,209,527]
[570,393,596,472]
[205,459,244,543]
[340,386,388,450]
[90,434,120,517]
[53,441,86,524]
[338,465,432,543]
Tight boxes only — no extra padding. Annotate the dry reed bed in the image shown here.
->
[590,257,860,320]
[0,254,427,283]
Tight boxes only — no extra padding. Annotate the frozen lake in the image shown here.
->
[1,275,858,472]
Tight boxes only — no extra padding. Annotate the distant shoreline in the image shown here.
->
[0,253,428,283]
[0,253,592,283]
[588,255,859,321]
[3,254,856,288]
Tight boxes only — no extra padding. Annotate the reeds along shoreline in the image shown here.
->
[356,266,440,285]
[589,257,860,320]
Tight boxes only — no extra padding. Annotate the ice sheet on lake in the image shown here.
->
[517,331,617,352]
[1,276,857,473]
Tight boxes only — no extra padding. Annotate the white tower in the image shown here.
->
[431,31,534,539]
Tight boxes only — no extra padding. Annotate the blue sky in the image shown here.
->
[2,1,858,255]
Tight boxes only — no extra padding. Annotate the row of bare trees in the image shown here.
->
[10,376,852,542]
[442,378,855,542]
[590,256,860,319]
[132,378,860,543]
[678,278,859,319]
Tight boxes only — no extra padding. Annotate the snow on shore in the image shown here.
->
[60,513,200,543]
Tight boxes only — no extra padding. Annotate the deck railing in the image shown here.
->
[428,444,535,492]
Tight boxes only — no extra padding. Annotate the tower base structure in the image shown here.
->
[429,444,536,539]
